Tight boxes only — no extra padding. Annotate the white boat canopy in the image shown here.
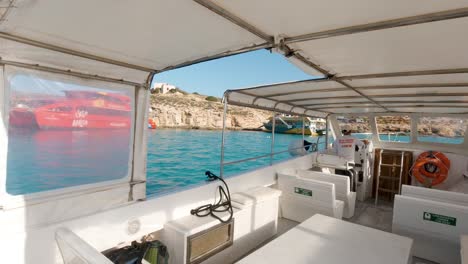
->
[203,0,468,116]
[1,0,468,104]
[0,0,268,84]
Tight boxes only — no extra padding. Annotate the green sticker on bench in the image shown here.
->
[295,187,312,197]
[423,212,456,226]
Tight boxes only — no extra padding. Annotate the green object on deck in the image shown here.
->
[143,240,169,264]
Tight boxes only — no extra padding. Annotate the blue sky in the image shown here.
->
[153,49,318,97]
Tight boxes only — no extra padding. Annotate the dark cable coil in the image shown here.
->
[190,171,233,223]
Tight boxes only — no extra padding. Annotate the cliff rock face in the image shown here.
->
[341,116,466,137]
[149,92,271,130]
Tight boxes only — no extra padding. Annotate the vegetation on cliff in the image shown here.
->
[148,91,271,130]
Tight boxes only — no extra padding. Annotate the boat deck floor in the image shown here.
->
[240,198,439,264]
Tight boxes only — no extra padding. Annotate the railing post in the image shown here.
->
[270,112,276,165]
[220,97,228,177]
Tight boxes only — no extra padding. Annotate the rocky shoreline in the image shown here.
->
[148,92,271,131]
[150,92,466,138]
[344,116,466,138]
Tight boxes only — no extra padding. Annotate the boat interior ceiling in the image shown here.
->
[0,0,468,95]
[216,0,468,116]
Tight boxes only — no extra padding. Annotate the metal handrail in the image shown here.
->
[382,131,409,142]
[222,145,317,166]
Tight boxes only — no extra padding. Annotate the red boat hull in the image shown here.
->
[11,91,132,130]
[9,108,37,128]
[35,111,131,129]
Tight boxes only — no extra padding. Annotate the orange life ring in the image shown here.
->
[418,151,451,169]
[412,151,450,186]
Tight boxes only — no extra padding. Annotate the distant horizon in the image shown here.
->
[152,49,319,97]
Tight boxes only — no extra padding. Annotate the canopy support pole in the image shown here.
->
[270,112,276,165]
[302,117,305,149]
[220,98,228,177]
[325,116,330,150]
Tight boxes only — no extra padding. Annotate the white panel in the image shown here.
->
[375,96,468,102]
[55,228,113,264]
[383,103,468,106]
[227,91,327,117]
[314,103,377,108]
[240,80,342,96]
[213,0,468,36]
[272,90,359,101]
[346,73,468,87]
[274,103,295,112]
[0,65,5,203]
[295,98,370,105]
[227,92,255,105]
[294,17,468,76]
[0,39,148,83]
[253,98,278,108]
[362,87,468,96]
[1,0,263,72]
[388,107,468,113]
[326,107,386,114]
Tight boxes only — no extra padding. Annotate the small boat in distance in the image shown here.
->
[263,116,326,136]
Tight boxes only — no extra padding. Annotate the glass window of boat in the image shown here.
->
[336,116,372,140]
[417,117,467,144]
[376,116,411,143]
[6,71,133,195]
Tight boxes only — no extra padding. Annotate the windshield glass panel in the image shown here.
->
[6,71,133,195]
[336,116,372,140]
[417,117,467,144]
[376,116,411,143]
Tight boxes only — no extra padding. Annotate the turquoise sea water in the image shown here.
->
[146,129,325,196]
[6,128,462,196]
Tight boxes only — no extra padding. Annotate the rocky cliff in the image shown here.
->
[343,116,466,137]
[148,91,271,130]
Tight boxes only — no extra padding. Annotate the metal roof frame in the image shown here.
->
[193,0,468,115]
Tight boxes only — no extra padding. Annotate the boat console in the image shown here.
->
[313,140,374,201]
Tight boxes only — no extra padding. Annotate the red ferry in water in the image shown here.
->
[10,91,131,129]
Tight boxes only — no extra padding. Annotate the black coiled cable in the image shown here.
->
[190,171,233,223]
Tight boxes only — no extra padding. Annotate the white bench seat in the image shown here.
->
[297,170,356,218]
[393,185,468,264]
[277,171,344,222]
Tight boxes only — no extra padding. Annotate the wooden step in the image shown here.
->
[380,163,401,167]
[379,176,399,181]
[378,188,399,194]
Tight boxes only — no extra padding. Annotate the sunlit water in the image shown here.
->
[7,128,131,195]
[6,128,462,196]
[146,129,325,196]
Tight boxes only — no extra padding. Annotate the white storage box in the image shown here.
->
[204,186,281,264]
[163,186,281,264]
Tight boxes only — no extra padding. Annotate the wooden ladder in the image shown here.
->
[375,150,405,205]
